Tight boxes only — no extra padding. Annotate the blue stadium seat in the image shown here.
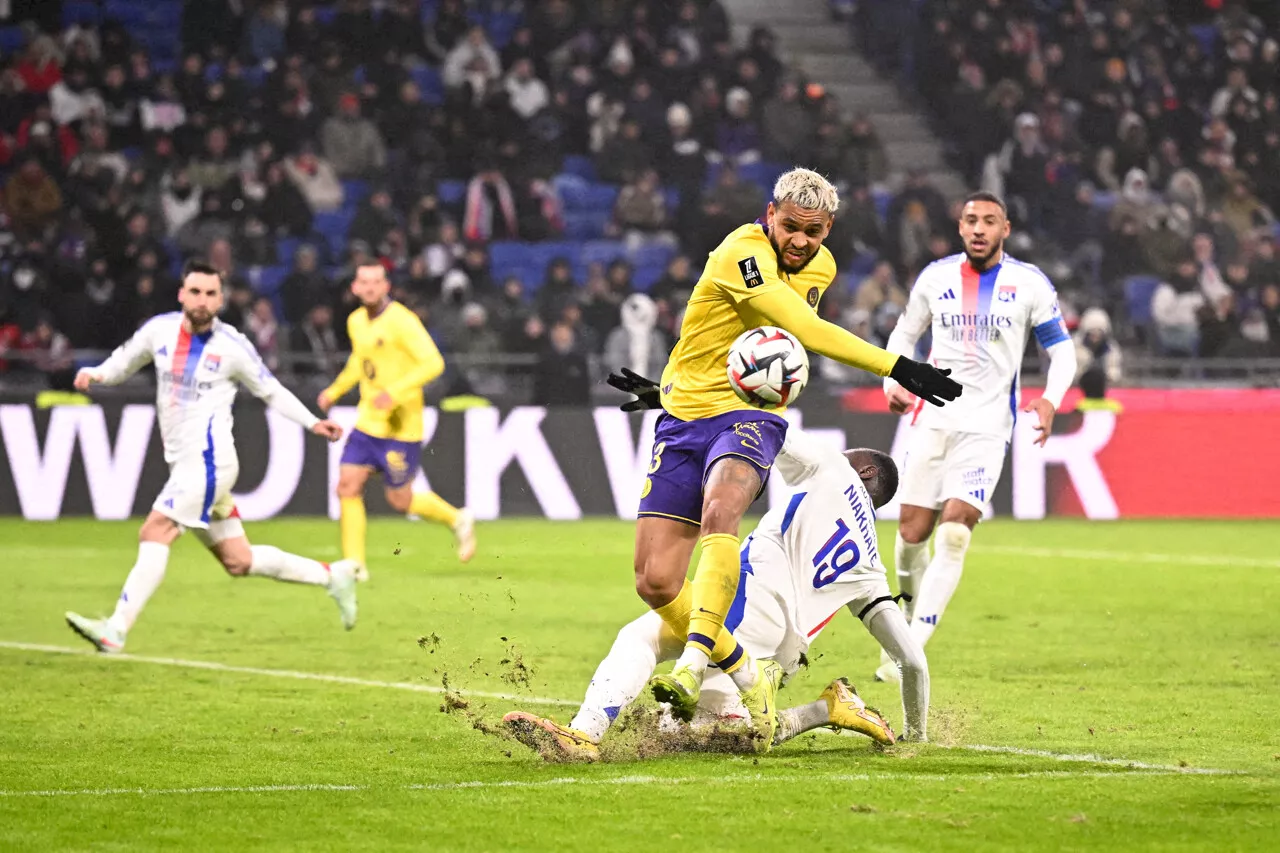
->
[205,63,224,83]
[1092,192,1117,211]
[342,179,371,206]
[63,1,103,26]
[313,210,355,257]
[410,66,444,105]
[1124,275,1161,327]
[872,189,891,221]
[1189,24,1217,57]
[314,7,338,26]
[276,237,303,266]
[485,12,520,48]
[633,264,665,291]
[580,240,627,266]
[662,187,680,210]
[437,179,467,205]
[249,265,290,296]
[632,242,676,272]
[563,211,604,240]
[560,156,596,181]
[560,181,618,213]
[0,27,27,56]
[242,65,268,89]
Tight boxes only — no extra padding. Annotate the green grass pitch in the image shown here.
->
[1,517,1277,851]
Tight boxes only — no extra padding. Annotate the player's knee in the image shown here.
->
[898,515,933,545]
[896,641,928,680]
[336,479,360,499]
[634,569,679,608]
[385,487,412,513]
[934,521,972,558]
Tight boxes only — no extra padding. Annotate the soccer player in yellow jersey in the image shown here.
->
[627,169,960,743]
[317,262,476,571]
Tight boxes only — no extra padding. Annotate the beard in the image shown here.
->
[964,238,1002,269]
[184,306,215,328]
[771,235,818,275]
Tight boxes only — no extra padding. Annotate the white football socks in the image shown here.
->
[107,541,171,634]
[774,699,831,745]
[864,604,930,741]
[908,521,971,649]
[570,616,665,742]
[247,546,331,585]
[674,645,711,677]
[894,531,931,619]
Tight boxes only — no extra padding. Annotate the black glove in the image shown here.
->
[889,357,963,407]
[607,367,662,412]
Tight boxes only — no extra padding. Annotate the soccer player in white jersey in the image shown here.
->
[877,192,1077,681]
[502,427,929,760]
[64,261,363,654]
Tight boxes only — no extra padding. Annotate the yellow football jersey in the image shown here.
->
[323,301,444,441]
[660,222,836,420]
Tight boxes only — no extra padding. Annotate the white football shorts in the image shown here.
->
[897,426,1008,512]
[152,456,240,533]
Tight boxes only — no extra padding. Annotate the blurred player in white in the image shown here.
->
[503,427,929,760]
[65,261,362,654]
[878,192,1077,680]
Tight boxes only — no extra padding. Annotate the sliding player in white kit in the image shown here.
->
[65,261,363,653]
[877,192,1076,681]
[503,427,929,760]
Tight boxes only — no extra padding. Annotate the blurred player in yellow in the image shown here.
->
[612,168,960,745]
[318,262,476,572]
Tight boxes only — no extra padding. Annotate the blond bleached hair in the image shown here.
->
[772,168,840,214]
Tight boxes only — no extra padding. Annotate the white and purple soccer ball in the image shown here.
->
[725,326,809,409]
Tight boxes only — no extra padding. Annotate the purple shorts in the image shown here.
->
[637,410,788,526]
[339,429,421,489]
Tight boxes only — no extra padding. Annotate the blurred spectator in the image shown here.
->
[536,257,577,319]
[0,302,22,373]
[290,303,341,376]
[321,94,387,179]
[1152,258,1206,355]
[5,157,63,240]
[597,117,652,185]
[443,25,502,98]
[285,146,345,213]
[604,294,668,380]
[854,261,908,314]
[160,168,201,236]
[49,65,104,128]
[761,78,812,165]
[611,169,670,243]
[661,103,706,198]
[281,245,328,325]
[463,166,519,242]
[15,35,64,97]
[245,296,281,371]
[1219,174,1275,242]
[505,57,549,121]
[455,302,502,359]
[1074,308,1123,398]
[18,316,74,389]
[176,192,236,256]
[189,126,238,192]
[535,321,591,406]
[246,1,288,64]
[714,88,762,167]
[350,187,400,248]
[139,76,187,135]
[489,276,531,343]
[650,255,696,311]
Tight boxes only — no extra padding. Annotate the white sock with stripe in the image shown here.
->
[894,531,931,620]
[570,616,663,742]
[908,522,971,648]
[248,546,331,585]
[108,541,171,635]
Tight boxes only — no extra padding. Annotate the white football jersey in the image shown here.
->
[891,253,1068,436]
[749,429,887,640]
[91,312,315,466]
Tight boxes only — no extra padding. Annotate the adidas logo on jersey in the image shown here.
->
[157,345,168,356]
[919,614,938,625]
[938,288,956,300]
[969,488,986,502]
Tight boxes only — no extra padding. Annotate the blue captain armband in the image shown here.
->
[1033,318,1069,348]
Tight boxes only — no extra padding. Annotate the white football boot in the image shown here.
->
[327,560,360,630]
[65,612,125,654]
[453,508,477,563]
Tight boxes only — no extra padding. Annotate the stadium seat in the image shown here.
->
[631,242,676,271]
[249,265,290,296]
[560,156,596,181]
[563,211,605,240]
[437,180,467,205]
[633,264,665,291]
[0,27,27,55]
[205,63,224,83]
[1092,192,1117,211]
[410,66,444,105]
[342,179,371,206]
[313,210,356,257]
[63,1,103,26]
[560,182,617,213]
[275,238,303,266]
[1124,275,1161,328]
[580,240,628,267]
[314,7,338,26]
[1189,24,1217,56]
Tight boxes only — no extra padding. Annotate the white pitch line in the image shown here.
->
[0,641,574,708]
[0,642,1242,777]
[0,769,1199,799]
[971,544,1280,569]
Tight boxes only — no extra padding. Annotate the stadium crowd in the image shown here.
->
[852,0,1280,365]
[1,0,1277,406]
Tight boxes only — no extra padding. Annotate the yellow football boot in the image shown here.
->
[648,665,701,721]
[502,711,600,762]
[821,677,896,745]
[738,659,784,751]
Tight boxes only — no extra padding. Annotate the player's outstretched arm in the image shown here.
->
[75,324,157,390]
[751,288,962,406]
[227,329,342,440]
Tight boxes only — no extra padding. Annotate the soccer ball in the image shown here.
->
[726,326,809,409]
